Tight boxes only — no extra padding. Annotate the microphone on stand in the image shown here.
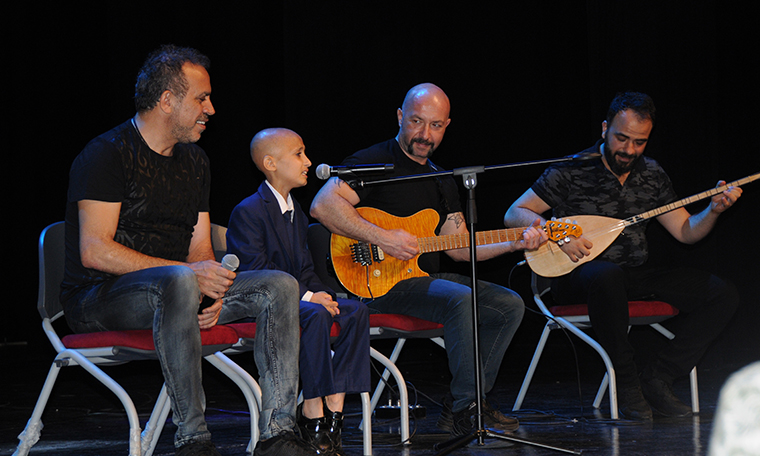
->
[199,254,239,313]
[315,163,394,180]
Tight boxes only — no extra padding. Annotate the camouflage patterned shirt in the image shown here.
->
[531,141,678,267]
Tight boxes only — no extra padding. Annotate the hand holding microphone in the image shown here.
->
[198,254,239,313]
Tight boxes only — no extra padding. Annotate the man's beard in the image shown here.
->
[171,113,206,144]
[603,141,641,176]
[406,137,435,159]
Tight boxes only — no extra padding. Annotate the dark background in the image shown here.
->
[6,2,758,374]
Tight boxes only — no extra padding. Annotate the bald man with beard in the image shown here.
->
[310,83,547,439]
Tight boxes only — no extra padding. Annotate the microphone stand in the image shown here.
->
[346,153,595,455]
[344,152,600,189]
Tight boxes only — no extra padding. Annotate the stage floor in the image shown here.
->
[0,337,741,456]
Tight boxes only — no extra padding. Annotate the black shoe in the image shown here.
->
[296,402,335,455]
[436,394,456,432]
[323,400,346,456]
[176,440,221,456]
[253,432,319,456]
[438,395,519,433]
[617,383,653,421]
[640,375,693,417]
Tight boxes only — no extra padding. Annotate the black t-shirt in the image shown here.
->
[61,119,211,304]
[341,139,462,273]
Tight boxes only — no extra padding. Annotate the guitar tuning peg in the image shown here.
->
[551,217,557,221]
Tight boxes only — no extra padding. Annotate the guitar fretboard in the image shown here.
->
[623,172,759,227]
[418,229,524,253]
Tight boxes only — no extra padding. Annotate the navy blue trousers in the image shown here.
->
[299,298,370,399]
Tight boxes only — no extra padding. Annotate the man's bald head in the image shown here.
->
[401,83,451,117]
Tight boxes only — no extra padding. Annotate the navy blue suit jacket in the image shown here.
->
[226,182,335,299]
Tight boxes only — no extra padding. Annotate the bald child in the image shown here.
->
[226,128,370,456]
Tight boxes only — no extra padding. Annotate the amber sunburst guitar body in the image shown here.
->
[525,172,759,277]
[330,207,580,299]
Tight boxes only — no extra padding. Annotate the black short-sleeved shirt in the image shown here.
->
[61,119,211,304]
[531,142,677,267]
[341,139,462,273]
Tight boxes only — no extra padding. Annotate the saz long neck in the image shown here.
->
[623,173,759,227]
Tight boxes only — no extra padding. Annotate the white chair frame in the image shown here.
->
[512,273,699,419]
[14,222,261,456]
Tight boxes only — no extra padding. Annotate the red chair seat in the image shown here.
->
[226,321,342,339]
[62,325,239,350]
[550,300,679,319]
[369,314,443,332]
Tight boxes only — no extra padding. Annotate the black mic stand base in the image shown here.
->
[433,428,582,455]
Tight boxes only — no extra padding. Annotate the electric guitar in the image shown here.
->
[525,172,759,277]
[330,207,581,298]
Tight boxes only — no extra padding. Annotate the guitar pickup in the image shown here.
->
[350,242,384,266]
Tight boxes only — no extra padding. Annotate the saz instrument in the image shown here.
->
[330,207,581,298]
[525,172,759,277]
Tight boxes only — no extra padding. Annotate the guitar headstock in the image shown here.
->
[543,218,582,242]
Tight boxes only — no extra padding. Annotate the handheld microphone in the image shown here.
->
[315,163,394,180]
[220,253,240,272]
[199,254,239,313]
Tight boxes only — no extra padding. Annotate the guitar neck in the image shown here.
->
[418,228,524,253]
[623,172,758,227]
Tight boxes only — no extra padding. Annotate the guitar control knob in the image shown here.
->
[373,269,381,277]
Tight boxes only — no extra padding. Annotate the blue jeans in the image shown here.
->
[365,272,525,413]
[63,266,301,446]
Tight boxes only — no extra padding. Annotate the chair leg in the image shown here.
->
[141,384,172,456]
[592,325,632,415]
[690,366,700,413]
[14,349,144,456]
[593,373,610,410]
[205,352,262,454]
[13,361,62,456]
[650,323,700,413]
[360,392,372,456]
[362,346,409,445]
[368,338,407,416]
[553,318,619,419]
[513,322,552,411]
